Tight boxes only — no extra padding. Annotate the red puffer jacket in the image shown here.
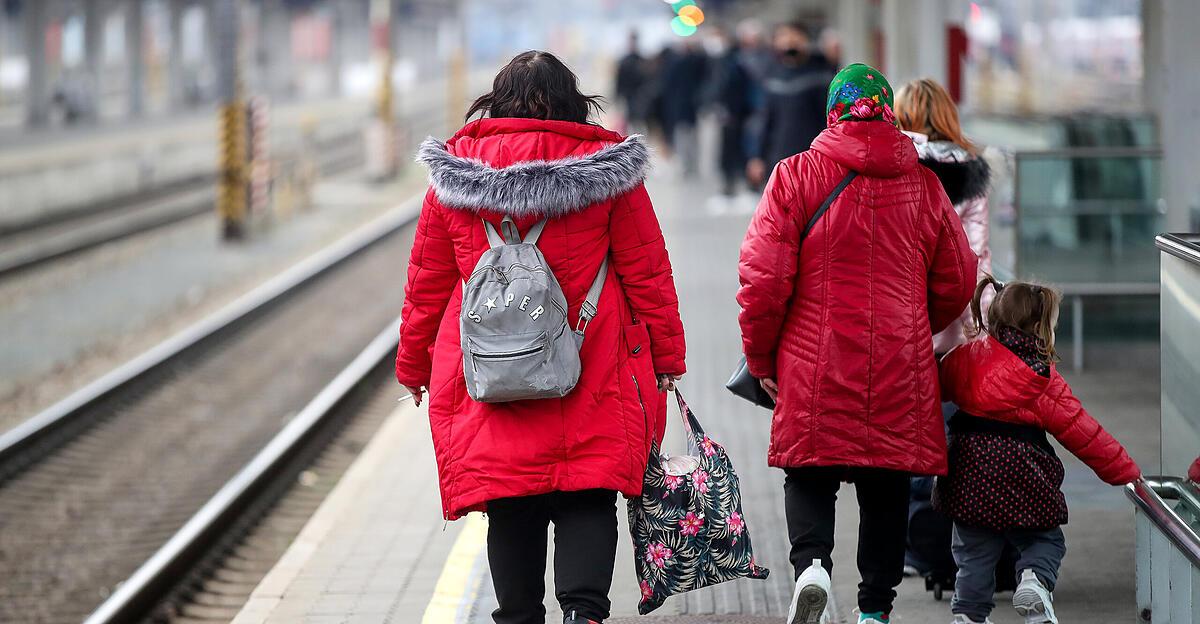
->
[737,120,977,476]
[396,118,686,520]
[940,336,1140,485]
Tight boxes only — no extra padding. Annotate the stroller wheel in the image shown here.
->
[933,583,944,601]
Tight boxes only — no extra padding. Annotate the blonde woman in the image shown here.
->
[894,79,992,354]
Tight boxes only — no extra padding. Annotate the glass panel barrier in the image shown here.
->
[1158,234,1200,478]
[1014,149,1163,284]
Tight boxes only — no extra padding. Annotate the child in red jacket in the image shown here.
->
[935,276,1141,624]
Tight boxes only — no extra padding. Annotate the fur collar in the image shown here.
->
[415,135,650,217]
[920,157,991,204]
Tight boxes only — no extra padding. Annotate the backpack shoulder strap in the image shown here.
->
[523,219,548,245]
[575,256,609,334]
[482,215,524,247]
[800,170,858,241]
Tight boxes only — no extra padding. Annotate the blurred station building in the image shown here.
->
[0,1,1197,623]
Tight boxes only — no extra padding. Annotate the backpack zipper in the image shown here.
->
[467,263,548,283]
[470,340,547,372]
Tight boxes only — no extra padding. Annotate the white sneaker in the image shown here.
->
[952,614,994,624]
[788,558,830,624]
[1012,569,1058,623]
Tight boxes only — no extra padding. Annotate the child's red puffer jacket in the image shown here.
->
[939,336,1141,486]
[396,118,686,521]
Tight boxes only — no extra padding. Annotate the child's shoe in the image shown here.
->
[1012,569,1058,623]
[856,611,890,623]
[952,614,993,624]
[788,558,830,624]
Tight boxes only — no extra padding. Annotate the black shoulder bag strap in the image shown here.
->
[800,170,858,241]
[725,168,859,410]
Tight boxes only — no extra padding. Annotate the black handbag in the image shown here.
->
[726,170,858,409]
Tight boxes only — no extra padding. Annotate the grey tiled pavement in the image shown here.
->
[235,135,1160,623]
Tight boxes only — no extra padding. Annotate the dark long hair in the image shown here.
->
[466,51,604,124]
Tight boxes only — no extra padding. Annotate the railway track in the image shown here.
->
[0,100,447,281]
[0,198,421,623]
[0,131,364,279]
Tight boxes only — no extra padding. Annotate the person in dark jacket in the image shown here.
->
[659,41,708,175]
[708,28,756,196]
[615,31,648,134]
[746,23,834,187]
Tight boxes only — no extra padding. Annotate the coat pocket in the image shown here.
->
[623,322,658,449]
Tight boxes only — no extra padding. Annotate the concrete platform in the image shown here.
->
[230,141,1160,623]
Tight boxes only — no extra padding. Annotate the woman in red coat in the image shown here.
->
[395,51,685,624]
[736,64,977,624]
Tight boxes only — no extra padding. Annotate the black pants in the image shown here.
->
[488,489,618,624]
[784,467,910,615]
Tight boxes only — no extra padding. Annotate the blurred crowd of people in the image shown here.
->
[614,20,842,197]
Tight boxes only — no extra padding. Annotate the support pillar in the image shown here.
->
[126,0,145,118]
[1158,0,1200,231]
[168,0,186,108]
[881,0,945,85]
[835,0,872,67]
[328,0,342,97]
[84,0,104,121]
[24,0,49,126]
[364,0,396,181]
[1142,0,1164,113]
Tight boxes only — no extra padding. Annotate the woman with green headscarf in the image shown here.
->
[736,63,978,624]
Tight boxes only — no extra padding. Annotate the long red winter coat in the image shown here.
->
[940,336,1140,485]
[737,120,977,476]
[396,118,686,520]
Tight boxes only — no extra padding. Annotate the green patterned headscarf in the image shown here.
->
[825,63,897,127]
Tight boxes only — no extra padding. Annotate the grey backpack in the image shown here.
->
[460,216,607,403]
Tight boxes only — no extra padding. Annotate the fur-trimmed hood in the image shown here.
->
[903,131,991,204]
[415,125,650,218]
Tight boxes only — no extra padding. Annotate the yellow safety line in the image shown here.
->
[421,513,489,624]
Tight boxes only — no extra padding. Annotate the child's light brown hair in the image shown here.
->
[894,78,977,155]
[968,275,1061,364]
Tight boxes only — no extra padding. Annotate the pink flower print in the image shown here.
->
[882,85,888,96]
[727,511,745,536]
[700,435,717,457]
[678,511,704,536]
[662,474,684,498]
[827,101,845,127]
[866,73,874,80]
[882,103,896,124]
[849,96,881,119]
[645,542,674,568]
[691,468,710,494]
[640,579,654,601]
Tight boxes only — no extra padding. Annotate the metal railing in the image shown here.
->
[1126,477,1200,623]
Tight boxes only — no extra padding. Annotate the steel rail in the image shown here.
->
[82,321,405,624]
[1125,476,1200,570]
[1157,233,1200,267]
[0,195,420,476]
[0,132,363,279]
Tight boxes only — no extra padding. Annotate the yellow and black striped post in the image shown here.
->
[215,0,247,240]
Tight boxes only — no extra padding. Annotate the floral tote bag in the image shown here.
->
[628,389,769,614]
